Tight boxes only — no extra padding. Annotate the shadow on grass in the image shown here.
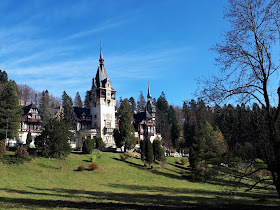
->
[168,162,189,170]
[0,186,279,209]
[0,154,31,165]
[112,157,183,181]
[112,157,278,198]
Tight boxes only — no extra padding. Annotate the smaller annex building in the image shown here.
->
[17,103,41,148]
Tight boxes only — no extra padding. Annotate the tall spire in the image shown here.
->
[147,82,152,99]
[99,39,104,65]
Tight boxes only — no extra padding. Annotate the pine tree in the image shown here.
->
[140,139,146,164]
[34,119,72,158]
[0,70,8,84]
[74,92,83,107]
[136,91,146,112]
[26,131,32,147]
[0,81,22,141]
[146,138,153,168]
[169,106,181,149]
[95,137,104,150]
[152,138,165,161]
[82,137,95,154]
[156,92,171,147]
[119,98,136,152]
[39,90,51,125]
[62,91,76,130]
[113,129,123,148]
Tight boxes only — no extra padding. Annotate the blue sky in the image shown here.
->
[0,0,229,106]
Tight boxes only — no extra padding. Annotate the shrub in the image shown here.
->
[90,154,97,162]
[120,153,128,161]
[95,137,104,150]
[82,137,95,154]
[88,162,98,170]
[180,158,188,165]
[0,141,6,157]
[15,146,29,159]
[77,165,85,171]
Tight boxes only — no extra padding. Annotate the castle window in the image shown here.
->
[106,121,111,127]
[94,114,97,119]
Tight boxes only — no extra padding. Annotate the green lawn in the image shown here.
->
[0,151,279,209]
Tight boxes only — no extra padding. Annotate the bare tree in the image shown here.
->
[17,84,33,105]
[198,0,280,197]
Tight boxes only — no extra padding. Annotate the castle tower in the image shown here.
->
[146,82,156,123]
[90,43,116,147]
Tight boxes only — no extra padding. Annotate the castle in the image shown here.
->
[17,45,159,149]
[74,44,117,148]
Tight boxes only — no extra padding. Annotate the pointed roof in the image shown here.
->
[95,42,110,88]
[147,82,152,99]
[99,41,104,65]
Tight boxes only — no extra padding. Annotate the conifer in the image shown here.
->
[0,81,21,140]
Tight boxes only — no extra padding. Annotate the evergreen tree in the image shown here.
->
[84,91,91,108]
[62,91,76,130]
[145,138,153,168]
[140,139,146,164]
[168,106,181,149]
[95,137,104,150]
[82,137,95,154]
[26,131,32,147]
[119,98,136,152]
[0,70,8,84]
[39,90,51,125]
[74,92,83,107]
[128,97,136,113]
[0,81,21,141]
[152,138,165,161]
[113,129,123,148]
[156,92,171,147]
[34,119,72,158]
[136,91,146,112]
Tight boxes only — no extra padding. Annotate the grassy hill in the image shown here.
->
[0,151,279,209]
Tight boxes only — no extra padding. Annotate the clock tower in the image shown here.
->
[90,43,117,147]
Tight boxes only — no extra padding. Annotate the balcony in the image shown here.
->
[105,127,114,134]
[28,118,40,123]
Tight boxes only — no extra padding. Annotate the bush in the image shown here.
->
[180,158,188,165]
[15,146,29,159]
[88,162,98,170]
[90,154,97,162]
[95,137,104,150]
[82,137,95,154]
[77,165,85,171]
[0,141,6,157]
[120,153,128,161]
